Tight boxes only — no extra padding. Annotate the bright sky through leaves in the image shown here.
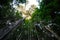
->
[13,0,42,10]
[25,0,39,10]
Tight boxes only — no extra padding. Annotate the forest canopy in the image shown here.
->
[0,0,60,40]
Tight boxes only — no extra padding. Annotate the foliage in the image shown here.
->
[0,0,60,40]
[31,0,60,40]
[15,11,22,20]
[0,0,26,28]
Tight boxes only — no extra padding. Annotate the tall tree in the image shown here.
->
[0,0,26,28]
[31,0,60,40]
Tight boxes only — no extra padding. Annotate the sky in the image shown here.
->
[13,0,42,10]
[13,0,42,19]
[25,0,39,10]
